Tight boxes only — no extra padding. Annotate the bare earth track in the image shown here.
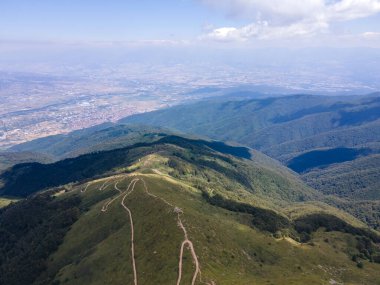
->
[100,178,139,285]
[82,174,215,285]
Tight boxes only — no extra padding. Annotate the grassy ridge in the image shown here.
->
[1,138,380,284]
[3,132,374,229]
[39,174,380,284]
[0,197,19,208]
[0,136,251,198]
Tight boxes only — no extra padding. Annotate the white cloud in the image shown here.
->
[328,0,380,21]
[202,0,325,23]
[205,27,241,42]
[362,31,380,38]
[201,0,380,41]
[203,19,329,42]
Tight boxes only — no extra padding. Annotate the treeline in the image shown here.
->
[0,149,132,197]
[0,193,81,285]
[202,191,291,233]
[294,213,380,243]
[169,147,253,190]
[202,191,380,264]
[294,213,380,263]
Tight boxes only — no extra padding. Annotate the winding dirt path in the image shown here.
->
[81,182,92,193]
[82,175,215,285]
[101,178,137,212]
[80,174,126,193]
[176,212,200,285]
[121,181,139,285]
[100,178,139,285]
[99,178,113,191]
[140,178,209,285]
[141,178,174,208]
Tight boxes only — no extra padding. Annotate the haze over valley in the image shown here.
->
[2,46,380,149]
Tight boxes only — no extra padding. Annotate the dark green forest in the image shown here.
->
[0,194,81,285]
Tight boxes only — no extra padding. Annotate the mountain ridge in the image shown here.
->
[2,143,380,284]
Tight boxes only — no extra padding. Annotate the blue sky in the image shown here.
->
[0,0,241,41]
[1,0,380,46]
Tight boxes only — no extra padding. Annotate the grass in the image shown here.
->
[41,172,380,285]
[0,196,19,208]
[283,201,367,228]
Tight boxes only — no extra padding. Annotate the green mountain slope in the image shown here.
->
[121,94,380,151]
[1,138,380,284]
[121,93,380,200]
[2,131,378,228]
[0,135,311,206]
[124,94,380,155]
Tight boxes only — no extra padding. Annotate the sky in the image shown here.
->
[1,1,380,95]
[1,0,380,47]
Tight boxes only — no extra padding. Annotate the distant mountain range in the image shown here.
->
[121,93,380,201]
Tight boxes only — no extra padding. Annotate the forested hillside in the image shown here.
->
[121,93,380,201]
